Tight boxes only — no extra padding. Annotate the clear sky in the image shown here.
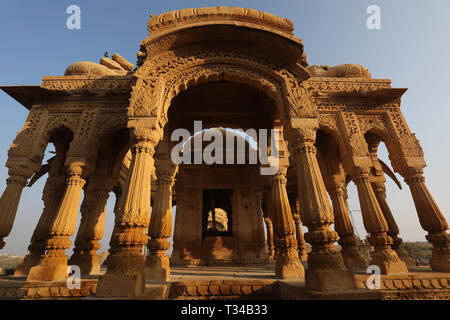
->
[0,0,449,254]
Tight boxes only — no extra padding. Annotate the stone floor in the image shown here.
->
[0,262,449,299]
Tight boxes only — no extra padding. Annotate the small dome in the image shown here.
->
[64,61,126,76]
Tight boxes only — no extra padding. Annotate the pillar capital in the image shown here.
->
[271,171,288,185]
[154,158,177,184]
[284,118,318,151]
[399,166,426,184]
[129,126,161,147]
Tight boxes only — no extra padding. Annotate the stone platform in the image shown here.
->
[0,263,449,300]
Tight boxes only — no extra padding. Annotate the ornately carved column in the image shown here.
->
[69,179,111,275]
[289,195,307,261]
[271,169,304,279]
[328,184,367,270]
[367,135,415,267]
[27,163,87,281]
[0,167,32,249]
[254,188,267,259]
[352,167,408,274]
[104,186,122,266]
[145,159,176,281]
[292,214,307,261]
[400,166,450,271]
[286,120,355,291]
[14,174,66,276]
[371,180,415,267]
[264,217,275,261]
[97,128,159,297]
[171,181,184,260]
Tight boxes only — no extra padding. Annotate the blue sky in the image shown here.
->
[0,0,449,254]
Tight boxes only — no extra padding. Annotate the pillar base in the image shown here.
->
[298,249,308,261]
[371,248,408,274]
[429,249,450,272]
[14,252,42,276]
[145,255,170,281]
[275,251,305,279]
[69,253,100,275]
[395,247,416,268]
[427,232,450,272]
[341,248,368,271]
[97,273,145,297]
[96,255,145,297]
[306,268,356,292]
[27,257,68,281]
[306,250,356,291]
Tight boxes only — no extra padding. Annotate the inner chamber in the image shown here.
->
[169,81,275,265]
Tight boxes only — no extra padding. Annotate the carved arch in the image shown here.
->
[128,48,310,124]
[357,114,404,162]
[317,113,353,172]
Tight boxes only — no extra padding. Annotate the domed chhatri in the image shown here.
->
[0,6,448,300]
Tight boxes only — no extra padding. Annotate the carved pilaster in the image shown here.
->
[145,158,177,281]
[400,166,450,272]
[285,119,355,291]
[271,170,304,279]
[352,167,407,274]
[97,127,160,297]
[27,163,87,281]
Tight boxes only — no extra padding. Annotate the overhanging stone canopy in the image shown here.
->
[0,6,448,299]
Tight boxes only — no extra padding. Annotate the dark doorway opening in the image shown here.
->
[202,189,233,239]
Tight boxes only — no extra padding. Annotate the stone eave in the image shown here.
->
[0,85,67,110]
[325,88,407,98]
[41,75,136,92]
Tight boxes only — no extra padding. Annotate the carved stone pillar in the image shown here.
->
[366,135,415,267]
[400,166,450,271]
[292,214,307,261]
[171,181,184,260]
[264,217,275,260]
[103,186,122,268]
[27,163,87,281]
[289,195,307,261]
[97,128,159,297]
[145,159,176,281]
[69,180,111,275]
[0,167,32,249]
[286,121,355,291]
[352,167,407,274]
[14,174,66,276]
[255,188,268,259]
[271,170,304,279]
[371,180,415,267]
[329,185,367,270]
